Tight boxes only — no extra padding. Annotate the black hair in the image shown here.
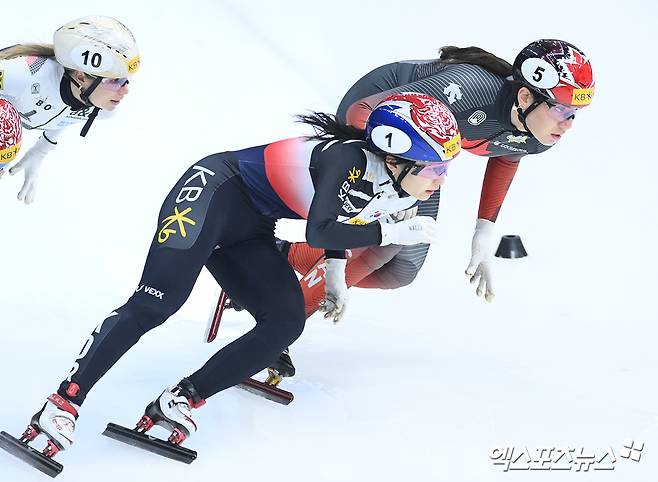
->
[296,112,366,142]
[438,46,513,77]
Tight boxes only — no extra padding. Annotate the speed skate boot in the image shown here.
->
[102,378,204,463]
[136,378,204,445]
[0,393,78,477]
[31,394,79,455]
[266,347,296,386]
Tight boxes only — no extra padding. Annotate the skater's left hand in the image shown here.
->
[9,134,57,204]
[465,218,497,302]
[319,258,348,323]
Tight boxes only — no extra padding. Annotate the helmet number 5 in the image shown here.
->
[81,50,103,68]
[533,66,545,82]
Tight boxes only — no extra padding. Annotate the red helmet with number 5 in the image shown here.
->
[0,99,22,167]
[513,39,595,108]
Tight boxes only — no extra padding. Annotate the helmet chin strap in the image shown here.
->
[514,95,545,139]
[64,72,102,137]
[385,159,414,197]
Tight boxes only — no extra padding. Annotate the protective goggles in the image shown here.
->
[545,101,579,122]
[407,160,450,179]
[86,74,129,91]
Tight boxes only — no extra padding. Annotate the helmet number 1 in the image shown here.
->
[385,132,393,148]
[533,66,545,82]
[81,50,103,68]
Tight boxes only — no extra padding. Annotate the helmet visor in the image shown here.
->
[99,77,129,91]
[545,101,580,122]
[408,160,450,179]
[86,74,129,92]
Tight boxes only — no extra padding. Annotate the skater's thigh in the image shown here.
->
[133,158,264,314]
[206,239,304,320]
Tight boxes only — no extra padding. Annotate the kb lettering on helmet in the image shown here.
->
[571,88,594,106]
[0,147,19,162]
[444,134,461,158]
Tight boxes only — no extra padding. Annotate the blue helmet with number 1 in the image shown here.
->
[366,92,461,163]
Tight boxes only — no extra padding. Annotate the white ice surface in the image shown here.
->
[1,1,657,481]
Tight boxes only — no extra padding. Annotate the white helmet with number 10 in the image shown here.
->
[54,16,140,78]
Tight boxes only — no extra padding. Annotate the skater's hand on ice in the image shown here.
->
[379,216,440,246]
[319,258,348,323]
[8,134,56,204]
[465,218,496,302]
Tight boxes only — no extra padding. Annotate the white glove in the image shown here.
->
[465,218,497,302]
[318,258,348,323]
[379,215,440,246]
[7,134,57,204]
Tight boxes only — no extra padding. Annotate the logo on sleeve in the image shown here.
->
[347,166,361,183]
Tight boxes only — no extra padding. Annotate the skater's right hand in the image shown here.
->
[319,258,348,323]
[379,215,440,246]
[381,206,419,224]
[465,218,497,302]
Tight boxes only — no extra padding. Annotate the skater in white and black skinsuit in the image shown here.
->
[0,16,139,204]
[9,93,461,463]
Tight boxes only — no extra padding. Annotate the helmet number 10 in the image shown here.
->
[81,50,103,69]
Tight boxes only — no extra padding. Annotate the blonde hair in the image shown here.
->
[0,44,55,60]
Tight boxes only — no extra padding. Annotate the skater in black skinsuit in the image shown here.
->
[2,93,461,471]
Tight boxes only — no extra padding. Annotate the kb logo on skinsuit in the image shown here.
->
[158,165,215,245]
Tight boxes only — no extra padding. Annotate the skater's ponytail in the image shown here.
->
[438,46,513,77]
[297,112,366,142]
[0,44,55,60]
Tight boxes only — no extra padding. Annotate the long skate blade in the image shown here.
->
[237,378,294,405]
[205,290,228,343]
[0,431,63,478]
[102,423,197,464]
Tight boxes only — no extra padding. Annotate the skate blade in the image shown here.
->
[0,430,63,478]
[237,378,294,405]
[102,423,197,464]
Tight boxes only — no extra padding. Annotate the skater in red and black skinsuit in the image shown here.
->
[1,93,461,472]
[283,39,595,317]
